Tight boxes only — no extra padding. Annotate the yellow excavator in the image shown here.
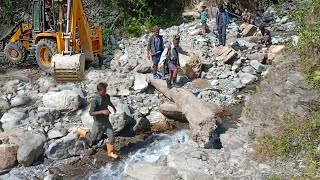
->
[0,0,103,82]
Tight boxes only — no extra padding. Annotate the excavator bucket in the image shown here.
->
[51,53,86,82]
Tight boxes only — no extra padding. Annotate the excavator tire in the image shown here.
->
[4,42,28,64]
[35,39,57,74]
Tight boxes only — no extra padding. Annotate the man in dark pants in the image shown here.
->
[89,82,118,159]
[147,26,164,79]
[215,3,229,46]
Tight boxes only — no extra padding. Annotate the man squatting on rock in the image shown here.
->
[147,25,164,79]
[160,35,189,88]
[89,82,118,159]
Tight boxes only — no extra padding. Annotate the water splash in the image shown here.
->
[88,130,190,180]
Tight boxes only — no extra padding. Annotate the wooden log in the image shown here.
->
[148,75,222,147]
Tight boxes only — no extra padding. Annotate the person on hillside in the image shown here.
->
[215,3,229,46]
[160,35,189,88]
[200,4,208,34]
[147,26,164,79]
[259,25,272,45]
[89,82,118,159]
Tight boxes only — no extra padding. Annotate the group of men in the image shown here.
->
[199,2,272,46]
[147,26,189,88]
[197,2,229,46]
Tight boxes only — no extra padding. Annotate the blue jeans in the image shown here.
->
[218,25,226,46]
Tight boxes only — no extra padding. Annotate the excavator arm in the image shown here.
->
[51,0,102,82]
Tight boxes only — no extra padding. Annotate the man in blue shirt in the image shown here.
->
[215,3,229,46]
[147,26,164,79]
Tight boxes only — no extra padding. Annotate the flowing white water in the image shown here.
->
[88,130,190,180]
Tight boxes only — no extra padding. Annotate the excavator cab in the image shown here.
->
[1,0,103,82]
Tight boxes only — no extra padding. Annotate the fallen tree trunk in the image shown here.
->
[148,75,223,147]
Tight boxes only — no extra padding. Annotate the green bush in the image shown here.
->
[99,0,189,37]
[255,112,320,178]
[291,0,320,89]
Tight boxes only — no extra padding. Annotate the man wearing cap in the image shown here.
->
[147,26,164,79]
[160,35,189,88]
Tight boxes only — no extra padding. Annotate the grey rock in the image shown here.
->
[10,95,31,107]
[147,111,166,124]
[219,70,232,79]
[291,35,299,46]
[123,163,179,180]
[231,78,245,89]
[48,128,68,140]
[210,79,219,86]
[239,72,257,85]
[45,133,87,160]
[36,108,60,124]
[133,116,151,134]
[0,108,27,130]
[134,73,148,92]
[42,90,84,111]
[242,66,257,75]
[250,60,266,73]
[242,24,257,37]
[17,132,46,167]
[109,100,132,132]
[246,52,265,62]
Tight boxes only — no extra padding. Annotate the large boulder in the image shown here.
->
[242,24,258,37]
[246,52,265,63]
[166,144,216,178]
[42,90,84,111]
[10,95,31,107]
[147,111,167,124]
[45,132,87,160]
[36,107,60,125]
[238,72,258,85]
[0,144,18,170]
[213,46,237,63]
[250,60,267,73]
[17,132,46,167]
[179,53,202,80]
[134,73,148,92]
[123,163,179,180]
[2,79,20,94]
[109,100,132,133]
[267,45,286,62]
[0,108,27,130]
[133,115,151,134]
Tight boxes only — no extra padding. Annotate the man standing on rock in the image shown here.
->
[147,25,164,79]
[89,82,118,159]
[215,3,229,46]
[160,35,189,88]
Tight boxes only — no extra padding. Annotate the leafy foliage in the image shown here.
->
[255,112,320,179]
[98,0,189,37]
[291,0,320,89]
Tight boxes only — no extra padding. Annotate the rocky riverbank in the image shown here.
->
[0,2,306,180]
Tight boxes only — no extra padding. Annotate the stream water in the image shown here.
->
[87,130,190,180]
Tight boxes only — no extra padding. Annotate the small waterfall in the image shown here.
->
[88,130,190,180]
